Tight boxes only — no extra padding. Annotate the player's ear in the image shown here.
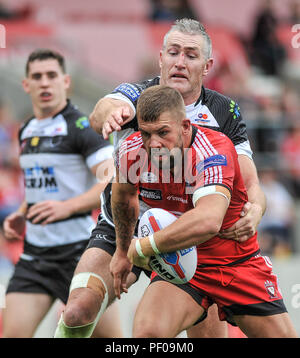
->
[64,74,71,91]
[159,50,163,69]
[182,118,191,134]
[22,78,30,94]
[203,58,213,77]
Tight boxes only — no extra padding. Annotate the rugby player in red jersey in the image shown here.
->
[112,85,297,338]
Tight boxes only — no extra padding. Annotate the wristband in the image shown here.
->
[135,239,146,258]
[149,234,160,255]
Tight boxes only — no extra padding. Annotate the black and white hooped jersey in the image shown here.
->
[106,76,252,157]
[19,100,113,259]
[100,77,253,227]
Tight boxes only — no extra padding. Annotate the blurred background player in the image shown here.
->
[1,48,121,338]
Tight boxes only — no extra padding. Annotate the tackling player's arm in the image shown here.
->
[89,97,135,139]
[110,172,140,298]
[220,100,266,242]
[128,185,231,264]
[239,155,266,219]
[220,155,266,242]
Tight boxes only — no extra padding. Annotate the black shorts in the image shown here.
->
[6,255,80,304]
[87,215,151,279]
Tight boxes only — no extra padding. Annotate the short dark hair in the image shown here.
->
[25,48,66,75]
[137,85,186,123]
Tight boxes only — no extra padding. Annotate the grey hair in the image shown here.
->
[162,18,212,60]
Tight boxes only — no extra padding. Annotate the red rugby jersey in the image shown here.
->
[117,124,259,266]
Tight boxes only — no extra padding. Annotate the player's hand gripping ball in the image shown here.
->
[138,208,197,284]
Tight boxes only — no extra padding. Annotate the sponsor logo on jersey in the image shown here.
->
[195,113,210,123]
[139,187,162,200]
[113,83,140,102]
[167,195,188,204]
[24,164,58,193]
[21,114,68,139]
[229,100,241,119]
[189,109,220,127]
[76,116,90,129]
[30,136,40,147]
[51,126,64,135]
[196,154,227,173]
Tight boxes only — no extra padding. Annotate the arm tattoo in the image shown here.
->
[112,199,138,251]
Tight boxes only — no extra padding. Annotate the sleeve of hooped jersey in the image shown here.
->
[108,78,160,110]
[220,98,254,158]
[110,82,142,107]
[222,98,249,147]
[73,115,113,168]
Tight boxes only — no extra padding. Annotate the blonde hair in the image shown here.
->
[137,85,186,123]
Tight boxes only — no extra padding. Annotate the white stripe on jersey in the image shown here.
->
[118,135,143,166]
[196,130,218,156]
[193,129,223,186]
[262,255,273,269]
[118,134,143,156]
[86,145,114,168]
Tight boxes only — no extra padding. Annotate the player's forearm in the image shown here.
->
[155,212,217,252]
[111,183,139,253]
[64,181,107,215]
[89,98,112,134]
[246,182,266,217]
[140,212,217,257]
[141,205,226,256]
[238,154,266,215]
[139,194,229,256]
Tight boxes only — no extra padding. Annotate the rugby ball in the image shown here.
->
[138,208,197,284]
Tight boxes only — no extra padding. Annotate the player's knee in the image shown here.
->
[63,299,97,327]
[134,325,165,338]
[63,272,109,327]
[133,326,158,338]
[133,318,162,338]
